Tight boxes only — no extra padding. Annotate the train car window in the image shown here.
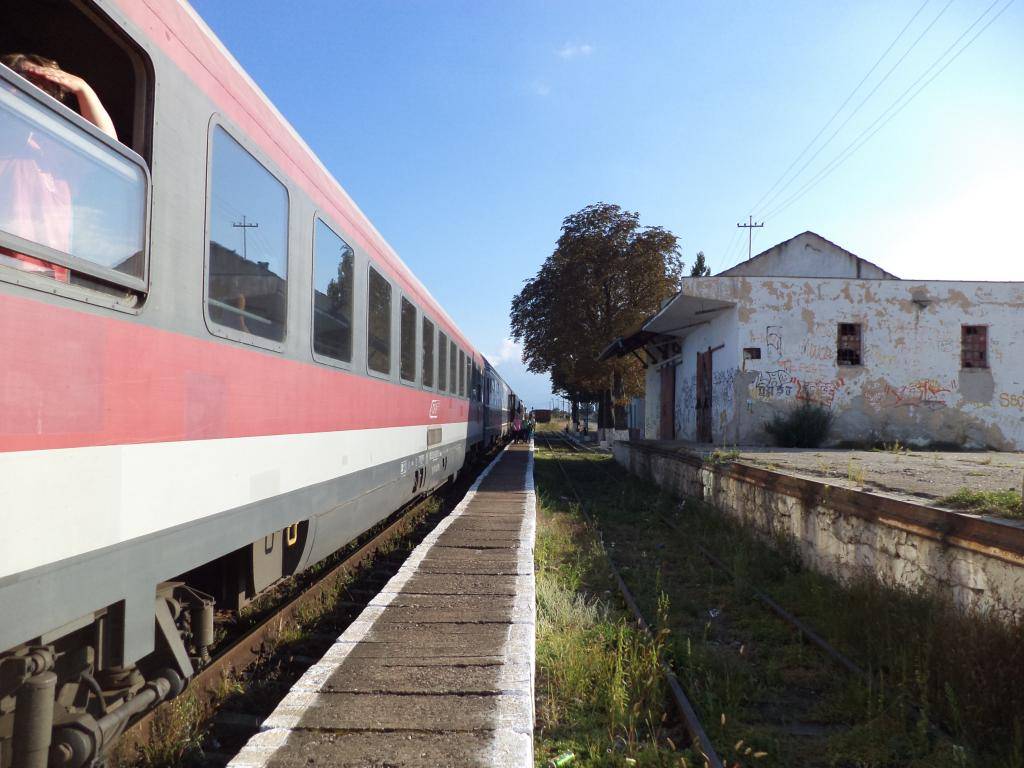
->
[449,340,457,397]
[438,332,448,391]
[458,350,466,397]
[312,217,353,363]
[367,266,391,375]
[422,317,435,388]
[400,297,416,383]
[207,126,288,343]
[0,64,148,296]
[1,0,153,159]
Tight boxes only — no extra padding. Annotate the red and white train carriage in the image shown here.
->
[0,1,515,764]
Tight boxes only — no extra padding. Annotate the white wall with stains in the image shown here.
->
[669,277,1024,448]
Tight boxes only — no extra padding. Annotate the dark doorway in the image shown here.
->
[658,364,675,440]
[696,350,713,443]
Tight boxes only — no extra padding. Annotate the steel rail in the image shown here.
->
[538,432,724,768]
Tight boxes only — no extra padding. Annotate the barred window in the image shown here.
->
[836,323,862,366]
[961,325,988,369]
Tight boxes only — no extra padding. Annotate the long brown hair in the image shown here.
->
[1,53,67,100]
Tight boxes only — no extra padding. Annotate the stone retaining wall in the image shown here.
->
[613,441,1024,622]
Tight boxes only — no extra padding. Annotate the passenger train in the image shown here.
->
[0,1,519,765]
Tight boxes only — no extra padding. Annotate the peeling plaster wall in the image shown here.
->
[615,443,1024,622]
[673,308,740,442]
[673,277,1024,449]
[721,232,897,279]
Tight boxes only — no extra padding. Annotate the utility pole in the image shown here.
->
[232,215,259,260]
[737,214,764,260]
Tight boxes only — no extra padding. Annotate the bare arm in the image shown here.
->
[22,63,118,141]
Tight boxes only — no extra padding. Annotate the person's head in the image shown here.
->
[2,53,67,101]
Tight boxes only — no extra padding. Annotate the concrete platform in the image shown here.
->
[228,444,536,768]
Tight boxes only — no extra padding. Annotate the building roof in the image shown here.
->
[718,231,899,280]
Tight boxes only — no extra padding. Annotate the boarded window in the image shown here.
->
[836,323,862,366]
[400,297,416,382]
[438,332,448,391]
[422,317,435,388]
[743,347,761,360]
[367,267,391,374]
[312,218,353,362]
[961,325,988,369]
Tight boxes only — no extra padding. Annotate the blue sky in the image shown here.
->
[190,0,1023,408]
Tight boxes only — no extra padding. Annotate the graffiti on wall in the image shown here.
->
[868,379,956,411]
[766,326,783,361]
[1000,392,1024,410]
[752,370,846,408]
[796,378,845,408]
[801,338,833,361]
[753,370,797,400]
[713,367,738,408]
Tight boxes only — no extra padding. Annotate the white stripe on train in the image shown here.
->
[0,422,468,579]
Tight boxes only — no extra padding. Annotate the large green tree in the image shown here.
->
[510,203,683,428]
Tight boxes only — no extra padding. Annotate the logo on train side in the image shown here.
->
[429,399,441,419]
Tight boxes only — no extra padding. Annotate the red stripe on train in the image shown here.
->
[0,295,467,453]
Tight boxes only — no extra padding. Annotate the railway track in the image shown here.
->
[110,455,498,768]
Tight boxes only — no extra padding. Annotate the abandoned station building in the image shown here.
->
[606,232,1024,450]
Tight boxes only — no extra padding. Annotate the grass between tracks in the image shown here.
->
[532,441,1024,768]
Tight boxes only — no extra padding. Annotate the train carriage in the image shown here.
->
[0,1,515,765]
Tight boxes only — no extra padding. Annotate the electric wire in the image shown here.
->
[763,0,1014,221]
[747,0,933,217]
[753,0,955,219]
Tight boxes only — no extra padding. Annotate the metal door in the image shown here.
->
[659,364,675,440]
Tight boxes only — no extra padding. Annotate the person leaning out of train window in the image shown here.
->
[0,54,118,282]
[4,53,117,140]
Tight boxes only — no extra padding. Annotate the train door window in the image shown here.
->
[449,340,457,395]
[312,217,354,363]
[438,332,448,391]
[422,317,435,388]
[367,266,391,375]
[458,350,466,397]
[400,297,416,383]
[207,126,288,345]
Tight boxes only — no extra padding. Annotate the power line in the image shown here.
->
[763,0,1014,221]
[748,0,933,217]
[754,0,955,219]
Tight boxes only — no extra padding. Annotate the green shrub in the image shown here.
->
[764,401,834,448]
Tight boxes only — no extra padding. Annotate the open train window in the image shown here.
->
[0,0,152,304]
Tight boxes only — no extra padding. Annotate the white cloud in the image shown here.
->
[557,42,593,60]
[490,337,523,367]
[531,80,551,97]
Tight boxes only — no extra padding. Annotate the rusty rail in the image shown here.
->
[539,432,724,768]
